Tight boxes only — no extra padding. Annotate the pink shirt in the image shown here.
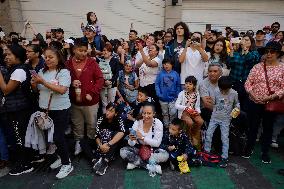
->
[245,62,284,104]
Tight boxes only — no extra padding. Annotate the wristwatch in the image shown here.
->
[107,142,112,147]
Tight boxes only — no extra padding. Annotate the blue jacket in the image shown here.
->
[155,69,181,102]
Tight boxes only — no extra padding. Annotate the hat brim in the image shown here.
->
[257,47,284,57]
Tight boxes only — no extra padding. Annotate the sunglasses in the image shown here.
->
[265,49,277,54]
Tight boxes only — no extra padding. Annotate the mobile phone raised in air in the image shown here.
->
[231,37,242,44]
[206,24,211,31]
[29,70,37,76]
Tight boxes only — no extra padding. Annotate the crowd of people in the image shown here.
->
[0,11,283,179]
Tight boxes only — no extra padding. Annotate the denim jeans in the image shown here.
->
[204,119,230,159]
[0,126,8,160]
[272,114,284,142]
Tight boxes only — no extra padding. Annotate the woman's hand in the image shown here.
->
[32,74,45,85]
[137,43,143,52]
[105,80,112,86]
[185,39,191,47]
[136,131,144,140]
[182,154,188,161]
[125,83,135,90]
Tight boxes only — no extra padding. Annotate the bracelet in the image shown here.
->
[107,142,112,147]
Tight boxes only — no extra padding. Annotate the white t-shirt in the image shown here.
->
[180,47,206,84]
[139,56,162,87]
[10,69,27,82]
[135,47,149,62]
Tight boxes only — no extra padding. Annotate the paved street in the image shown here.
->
[0,138,284,189]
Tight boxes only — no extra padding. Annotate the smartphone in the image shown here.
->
[29,70,37,76]
[231,37,242,44]
[129,128,136,137]
[206,24,211,31]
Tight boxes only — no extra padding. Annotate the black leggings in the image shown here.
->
[47,109,70,165]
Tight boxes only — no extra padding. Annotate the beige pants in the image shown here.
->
[71,103,99,140]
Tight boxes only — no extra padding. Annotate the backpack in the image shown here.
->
[197,151,221,167]
[98,58,112,80]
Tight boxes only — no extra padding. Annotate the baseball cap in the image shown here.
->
[256,30,265,35]
[85,25,96,32]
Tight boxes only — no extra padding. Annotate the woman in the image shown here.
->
[120,103,168,173]
[81,102,125,176]
[243,41,284,164]
[204,39,230,77]
[228,34,260,112]
[99,43,123,113]
[31,47,73,179]
[85,11,102,36]
[156,38,165,61]
[0,45,33,176]
[179,32,209,85]
[136,43,162,115]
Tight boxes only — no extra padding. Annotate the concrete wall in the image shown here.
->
[164,0,182,29]
[17,0,165,39]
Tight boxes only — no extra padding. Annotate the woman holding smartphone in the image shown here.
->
[31,47,73,179]
[120,103,168,173]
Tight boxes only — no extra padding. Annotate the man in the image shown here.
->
[164,22,190,74]
[266,22,280,41]
[255,30,267,49]
[55,28,64,44]
[204,30,218,52]
[128,30,138,55]
[199,63,222,122]
[65,39,104,155]
[82,25,103,56]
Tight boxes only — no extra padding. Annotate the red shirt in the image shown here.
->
[66,57,104,106]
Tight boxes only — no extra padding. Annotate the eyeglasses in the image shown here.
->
[265,49,277,54]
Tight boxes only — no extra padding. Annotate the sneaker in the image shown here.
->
[126,163,137,170]
[155,165,162,174]
[96,159,108,176]
[74,141,82,155]
[56,164,73,179]
[93,157,102,172]
[169,161,175,171]
[50,158,62,169]
[219,158,228,168]
[271,141,279,148]
[261,154,271,164]
[242,149,253,159]
[31,154,45,163]
[46,144,57,155]
[9,164,34,176]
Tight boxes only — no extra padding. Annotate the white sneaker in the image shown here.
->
[74,141,82,155]
[56,164,73,179]
[155,165,162,174]
[126,163,137,170]
[271,142,279,148]
[50,158,62,169]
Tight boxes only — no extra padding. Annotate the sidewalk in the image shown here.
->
[0,140,284,189]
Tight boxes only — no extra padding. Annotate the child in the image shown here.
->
[155,58,180,127]
[204,76,240,168]
[80,102,125,176]
[117,60,139,106]
[175,76,204,147]
[160,118,201,170]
